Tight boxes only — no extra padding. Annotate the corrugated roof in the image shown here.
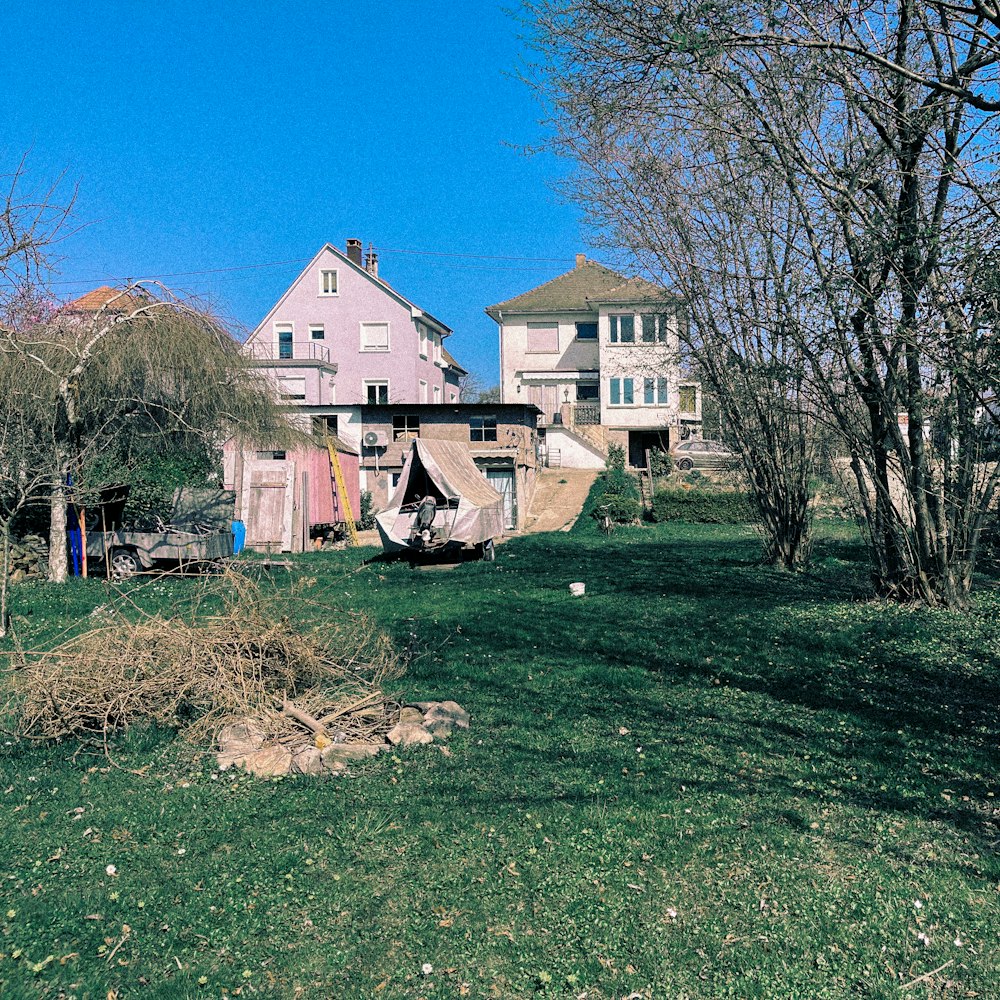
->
[485,260,669,319]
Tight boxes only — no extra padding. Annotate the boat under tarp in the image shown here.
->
[375,438,504,556]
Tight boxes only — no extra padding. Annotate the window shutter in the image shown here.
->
[527,322,559,352]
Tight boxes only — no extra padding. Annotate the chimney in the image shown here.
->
[346,238,363,266]
[364,243,379,278]
[576,253,587,268]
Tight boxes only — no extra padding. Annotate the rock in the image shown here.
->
[241,745,292,777]
[387,722,434,747]
[425,719,455,739]
[406,701,437,713]
[216,720,266,770]
[321,743,383,765]
[398,707,424,725]
[218,721,266,752]
[291,747,324,775]
[320,750,348,773]
[424,701,471,730]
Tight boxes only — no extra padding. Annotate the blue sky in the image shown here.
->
[1,2,592,385]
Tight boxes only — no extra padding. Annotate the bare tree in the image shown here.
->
[527,1,1000,605]
[3,285,294,582]
[458,371,502,403]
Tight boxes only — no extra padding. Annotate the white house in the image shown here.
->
[487,255,700,468]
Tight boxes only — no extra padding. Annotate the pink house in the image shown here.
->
[230,239,467,551]
[243,239,463,418]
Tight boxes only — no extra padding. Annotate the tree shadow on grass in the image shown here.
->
[366,525,999,855]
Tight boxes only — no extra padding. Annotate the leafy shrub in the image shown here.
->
[358,491,378,530]
[594,493,642,525]
[589,466,641,525]
[651,487,757,524]
[649,448,673,476]
[606,442,626,472]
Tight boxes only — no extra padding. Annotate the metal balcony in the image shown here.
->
[245,341,333,364]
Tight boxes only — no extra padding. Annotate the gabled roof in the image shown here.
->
[248,243,453,343]
[441,345,468,376]
[64,285,150,313]
[486,259,671,320]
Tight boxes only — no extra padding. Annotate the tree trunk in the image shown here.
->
[0,523,9,638]
[48,469,68,584]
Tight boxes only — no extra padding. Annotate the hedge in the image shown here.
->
[650,487,758,524]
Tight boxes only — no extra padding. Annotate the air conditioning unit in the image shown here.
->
[363,430,388,448]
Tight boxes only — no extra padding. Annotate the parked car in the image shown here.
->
[671,439,738,471]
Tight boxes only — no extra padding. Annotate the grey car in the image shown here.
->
[672,439,738,471]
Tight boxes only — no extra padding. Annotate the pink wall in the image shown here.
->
[246,244,454,406]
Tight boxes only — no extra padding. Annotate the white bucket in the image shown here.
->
[569,582,586,597]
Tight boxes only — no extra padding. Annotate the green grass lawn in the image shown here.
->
[0,518,997,999]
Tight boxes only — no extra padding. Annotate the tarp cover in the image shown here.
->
[376,438,504,551]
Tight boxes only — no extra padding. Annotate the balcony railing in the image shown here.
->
[571,403,601,426]
[245,341,332,364]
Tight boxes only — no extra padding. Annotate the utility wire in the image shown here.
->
[45,246,580,288]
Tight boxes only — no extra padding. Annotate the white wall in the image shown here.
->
[545,427,606,469]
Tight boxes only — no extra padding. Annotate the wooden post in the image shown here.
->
[78,507,88,579]
[102,508,110,581]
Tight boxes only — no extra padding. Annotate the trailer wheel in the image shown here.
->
[110,548,140,580]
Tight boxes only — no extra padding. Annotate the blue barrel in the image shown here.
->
[231,520,246,555]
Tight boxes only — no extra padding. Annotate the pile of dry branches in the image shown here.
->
[3,570,403,751]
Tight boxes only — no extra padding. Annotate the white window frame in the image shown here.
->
[360,321,390,353]
[609,314,636,344]
[319,269,338,296]
[433,385,442,403]
[418,324,429,359]
[309,324,325,341]
[643,377,670,405]
[274,322,294,359]
[364,380,390,405]
[419,379,428,403]
[609,376,635,406]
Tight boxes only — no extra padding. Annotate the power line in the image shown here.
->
[45,246,580,288]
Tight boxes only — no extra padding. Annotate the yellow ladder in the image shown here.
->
[326,438,359,546]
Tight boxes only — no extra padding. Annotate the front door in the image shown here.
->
[485,467,516,530]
